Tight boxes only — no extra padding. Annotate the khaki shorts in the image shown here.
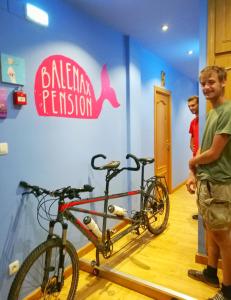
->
[197,180,231,230]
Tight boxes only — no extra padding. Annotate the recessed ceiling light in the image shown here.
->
[188,50,193,55]
[26,3,49,26]
[162,24,169,32]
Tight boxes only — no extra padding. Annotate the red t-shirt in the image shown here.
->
[189,116,199,156]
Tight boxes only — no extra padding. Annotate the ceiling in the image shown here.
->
[66,0,200,81]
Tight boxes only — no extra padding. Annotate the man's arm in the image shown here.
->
[189,133,230,169]
[186,135,229,194]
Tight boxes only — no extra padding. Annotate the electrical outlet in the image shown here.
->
[9,260,20,276]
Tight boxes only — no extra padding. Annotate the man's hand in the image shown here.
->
[186,173,197,194]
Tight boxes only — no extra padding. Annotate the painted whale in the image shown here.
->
[34,55,120,119]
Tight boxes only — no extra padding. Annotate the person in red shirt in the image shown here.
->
[188,96,199,156]
[188,96,199,220]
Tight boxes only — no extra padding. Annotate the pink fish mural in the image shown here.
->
[34,55,120,118]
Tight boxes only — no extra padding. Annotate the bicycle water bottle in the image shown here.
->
[83,216,102,239]
[108,205,126,216]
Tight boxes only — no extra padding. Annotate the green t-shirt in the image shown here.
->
[197,101,231,183]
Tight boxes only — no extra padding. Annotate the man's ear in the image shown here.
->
[221,80,226,88]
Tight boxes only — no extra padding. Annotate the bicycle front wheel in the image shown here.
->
[8,238,79,300]
[144,180,169,235]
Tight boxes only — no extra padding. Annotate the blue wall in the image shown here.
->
[128,41,197,187]
[0,0,197,297]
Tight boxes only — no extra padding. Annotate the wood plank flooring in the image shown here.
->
[65,186,221,299]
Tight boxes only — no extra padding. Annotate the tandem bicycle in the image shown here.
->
[8,153,169,300]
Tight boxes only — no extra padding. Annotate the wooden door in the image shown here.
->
[214,0,231,54]
[207,0,231,103]
[154,87,172,192]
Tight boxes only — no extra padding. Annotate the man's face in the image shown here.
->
[200,71,225,101]
[188,98,199,115]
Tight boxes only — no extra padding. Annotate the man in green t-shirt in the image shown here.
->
[186,66,231,300]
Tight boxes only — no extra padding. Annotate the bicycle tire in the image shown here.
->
[144,180,169,235]
[8,238,79,300]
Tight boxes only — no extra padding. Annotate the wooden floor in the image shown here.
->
[67,186,220,299]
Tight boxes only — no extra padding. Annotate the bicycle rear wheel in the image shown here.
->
[144,180,169,235]
[8,238,79,300]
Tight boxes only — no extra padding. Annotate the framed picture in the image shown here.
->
[0,53,25,85]
[161,70,166,87]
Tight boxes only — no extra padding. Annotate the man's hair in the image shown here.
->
[187,95,199,103]
[200,65,227,82]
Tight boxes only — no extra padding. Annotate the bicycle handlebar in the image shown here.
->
[91,153,140,171]
[20,181,50,196]
[19,181,94,199]
[125,153,140,171]
[53,185,94,199]
[91,154,107,170]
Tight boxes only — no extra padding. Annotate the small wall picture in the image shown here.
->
[0,88,7,118]
[0,53,25,85]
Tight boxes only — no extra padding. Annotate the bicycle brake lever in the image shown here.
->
[83,184,94,192]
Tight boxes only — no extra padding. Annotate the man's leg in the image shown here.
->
[207,228,220,268]
[208,229,231,300]
[188,228,220,287]
[212,229,231,285]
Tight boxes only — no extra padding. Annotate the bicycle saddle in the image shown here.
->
[100,160,120,170]
[139,158,154,165]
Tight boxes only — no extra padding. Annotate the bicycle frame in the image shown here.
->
[47,161,157,265]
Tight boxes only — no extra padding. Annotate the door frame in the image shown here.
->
[154,86,172,193]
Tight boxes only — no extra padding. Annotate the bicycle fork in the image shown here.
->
[42,220,68,293]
